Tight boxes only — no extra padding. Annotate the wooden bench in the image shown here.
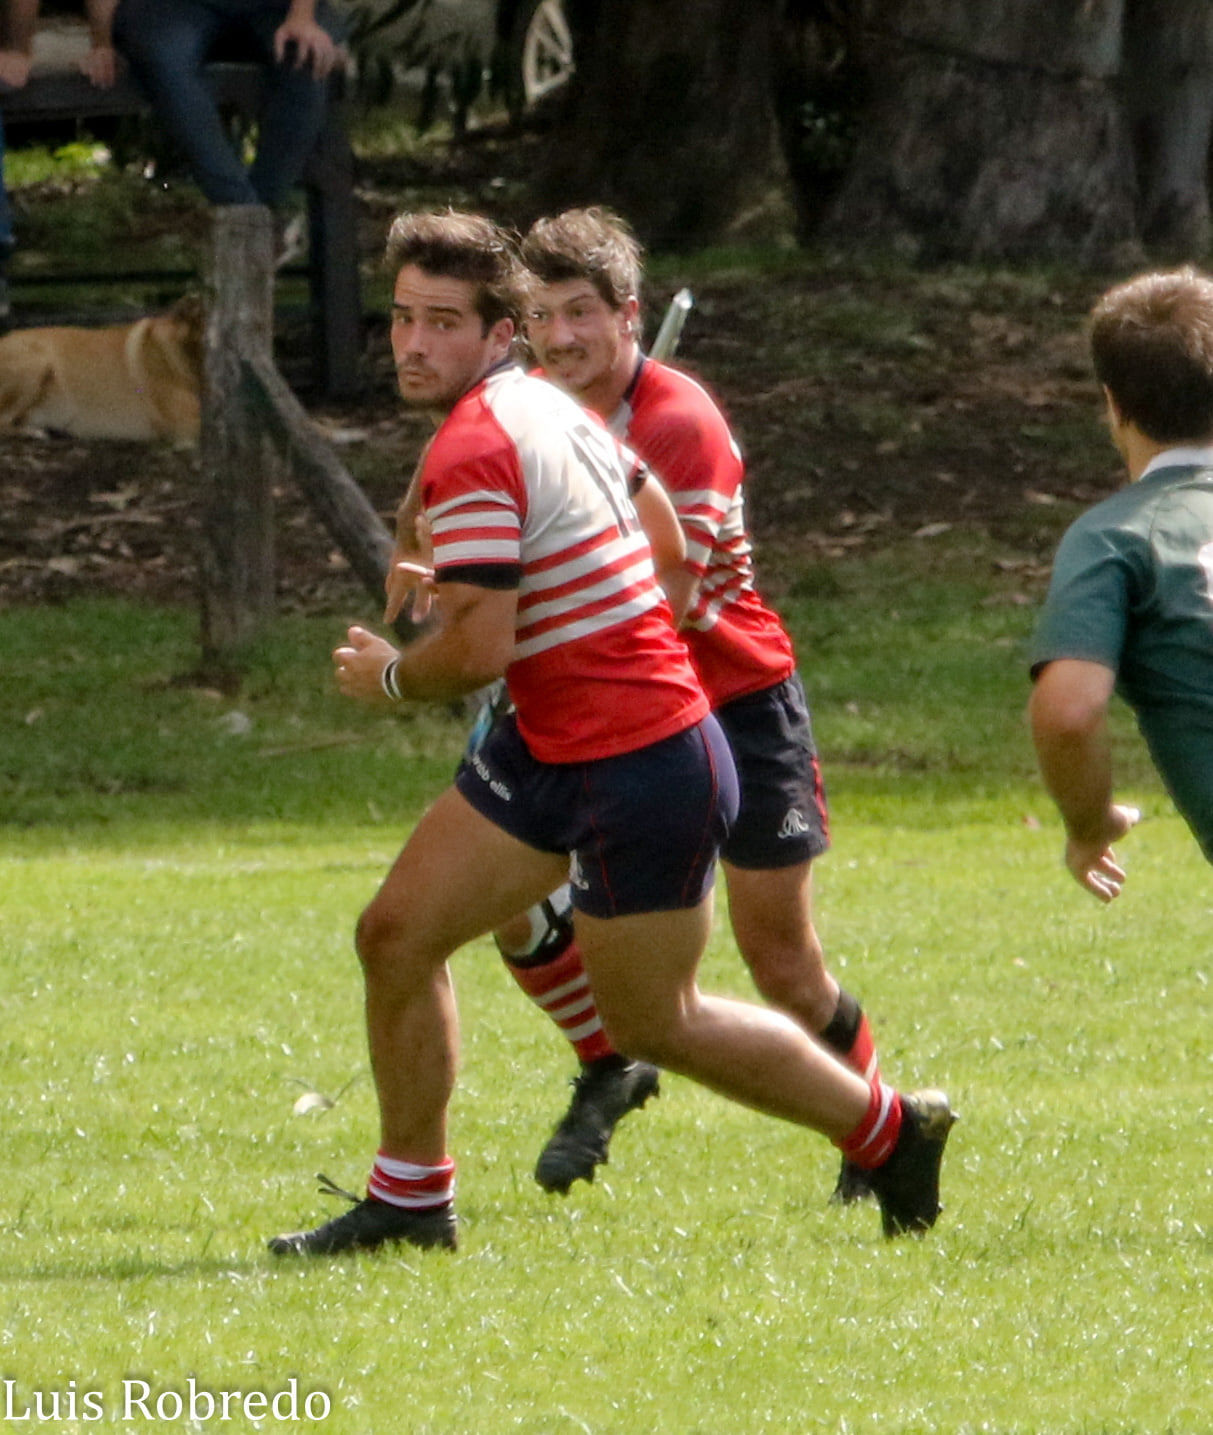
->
[0,44,363,397]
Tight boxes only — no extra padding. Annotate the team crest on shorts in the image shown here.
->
[778,807,811,838]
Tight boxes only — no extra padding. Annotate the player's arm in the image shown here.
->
[1028,657,1140,901]
[336,579,517,709]
[632,470,695,624]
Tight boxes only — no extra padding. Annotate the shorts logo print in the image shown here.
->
[568,853,590,891]
[778,807,811,838]
[470,751,512,802]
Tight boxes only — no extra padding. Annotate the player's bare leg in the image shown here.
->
[725,858,882,1202]
[269,788,568,1256]
[576,900,870,1134]
[575,900,954,1237]
[506,860,880,1196]
[359,788,568,1153]
[724,860,839,1028]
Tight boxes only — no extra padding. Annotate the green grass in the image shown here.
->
[1,562,1209,1434]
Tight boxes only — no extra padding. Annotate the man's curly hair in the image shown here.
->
[385,209,527,332]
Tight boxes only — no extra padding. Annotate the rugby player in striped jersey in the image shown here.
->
[268,210,954,1256]
[493,208,893,1205]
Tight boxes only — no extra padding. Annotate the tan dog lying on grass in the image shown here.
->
[0,294,204,444]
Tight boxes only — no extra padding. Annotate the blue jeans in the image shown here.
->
[0,111,13,250]
[113,0,344,207]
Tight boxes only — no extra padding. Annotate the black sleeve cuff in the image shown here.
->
[436,562,523,590]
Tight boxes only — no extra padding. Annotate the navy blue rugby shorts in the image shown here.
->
[714,672,830,869]
[454,711,739,918]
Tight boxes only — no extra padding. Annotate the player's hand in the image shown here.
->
[333,626,401,707]
[384,514,437,625]
[1064,804,1141,902]
[384,560,436,625]
[273,19,345,79]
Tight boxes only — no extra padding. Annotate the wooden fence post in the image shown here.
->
[198,205,278,677]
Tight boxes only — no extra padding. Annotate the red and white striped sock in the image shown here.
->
[367,1152,455,1210]
[836,1080,903,1170]
[503,940,615,1064]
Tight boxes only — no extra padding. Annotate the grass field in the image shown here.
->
[2,537,1211,1434]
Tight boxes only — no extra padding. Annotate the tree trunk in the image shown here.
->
[1123,0,1213,255]
[535,0,789,250]
[822,0,1137,262]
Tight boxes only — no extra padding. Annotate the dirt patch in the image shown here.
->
[0,140,1125,616]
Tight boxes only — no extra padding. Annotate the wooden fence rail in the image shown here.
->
[241,352,395,602]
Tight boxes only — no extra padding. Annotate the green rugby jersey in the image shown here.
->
[1031,450,1213,861]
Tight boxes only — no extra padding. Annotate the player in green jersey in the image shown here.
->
[1030,266,1213,899]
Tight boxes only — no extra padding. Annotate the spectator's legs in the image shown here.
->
[0,113,13,327]
[242,1,342,208]
[0,111,13,252]
[113,0,260,205]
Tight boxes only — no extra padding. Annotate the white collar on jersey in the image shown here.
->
[1140,445,1213,479]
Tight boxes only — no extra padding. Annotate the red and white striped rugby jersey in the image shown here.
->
[420,363,709,763]
[608,358,794,707]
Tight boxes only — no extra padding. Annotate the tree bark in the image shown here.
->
[822,0,1137,262]
[534,0,789,250]
[1123,0,1213,255]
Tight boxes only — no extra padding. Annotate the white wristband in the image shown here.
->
[381,657,403,701]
